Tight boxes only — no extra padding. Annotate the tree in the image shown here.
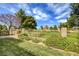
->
[71,3,79,15]
[16,9,37,29]
[16,9,26,27]
[0,25,3,32]
[67,3,79,28]
[67,14,79,28]
[59,22,67,28]
[40,26,43,30]
[49,26,53,30]
[22,16,37,29]
[53,25,57,30]
[44,25,49,29]
[0,24,8,35]
[0,14,20,34]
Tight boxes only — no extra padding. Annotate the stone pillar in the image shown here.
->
[61,27,67,37]
[22,28,25,33]
[9,29,12,35]
[14,29,20,39]
[58,28,60,32]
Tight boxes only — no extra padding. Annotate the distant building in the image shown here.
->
[72,26,79,30]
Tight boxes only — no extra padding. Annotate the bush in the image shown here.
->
[22,33,28,36]
[19,33,31,41]
[44,33,79,53]
[44,35,63,48]
[44,34,58,45]
[32,38,41,43]
[63,38,79,52]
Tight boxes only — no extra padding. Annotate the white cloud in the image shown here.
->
[9,8,17,13]
[33,8,43,15]
[25,10,32,15]
[0,4,32,15]
[47,3,70,15]
[58,19,67,23]
[55,11,70,20]
[32,8,50,21]
[33,8,38,14]
[34,15,48,21]
[55,4,70,14]
[47,3,71,22]
[18,4,30,10]
[34,15,41,20]
[0,5,17,13]
[47,4,59,10]
[42,13,48,18]
[49,20,54,23]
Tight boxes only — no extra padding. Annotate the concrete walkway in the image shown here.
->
[0,35,17,39]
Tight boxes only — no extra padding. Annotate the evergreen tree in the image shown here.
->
[67,3,79,28]
[22,16,37,29]
[16,9,26,27]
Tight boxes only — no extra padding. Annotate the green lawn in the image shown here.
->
[0,37,78,56]
[18,40,79,56]
[0,31,79,56]
[0,38,34,56]
[23,31,79,54]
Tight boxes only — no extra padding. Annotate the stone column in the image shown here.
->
[22,28,25,33]
[61,27,67,37]
[14,29,20,39]
[58,28,60,32]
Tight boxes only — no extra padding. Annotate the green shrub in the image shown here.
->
[19,33,31,41]
[44,34,62,47]
[22,33,28,36]
[63,38,79,52]
[32,38,41,43]
[44,33,79,53]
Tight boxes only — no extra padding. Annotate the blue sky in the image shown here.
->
[0,3,71,28]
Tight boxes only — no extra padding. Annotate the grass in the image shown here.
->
[18,41,79,56]
[29,31,60,39]
[0,38,34,56]
[0,31,79,56]
[41,31,79,53]
[0,37,78,56]
[24,31,79,53]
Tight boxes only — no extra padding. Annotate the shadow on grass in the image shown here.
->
[0,38,35,56]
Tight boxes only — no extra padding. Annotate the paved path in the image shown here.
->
[0,35,16,39]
